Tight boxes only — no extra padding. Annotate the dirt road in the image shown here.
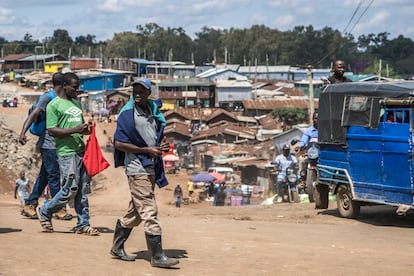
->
[0,86,413,275]
[2,190,414,276]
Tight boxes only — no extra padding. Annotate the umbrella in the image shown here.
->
[209,172,225,183]
[108,101,118,108]
[99,108,109,116]
[163,154,179,162]
[191,172,216,182]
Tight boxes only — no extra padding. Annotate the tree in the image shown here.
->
[2,42,23,56]
[193,26,224,65]
[363,59,400,79]
[47,29,74,57]
[104,32,140,58]
[75,34,98,57]
[271,107,307,130]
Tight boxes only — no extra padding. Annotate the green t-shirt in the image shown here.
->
[46,98,85,157]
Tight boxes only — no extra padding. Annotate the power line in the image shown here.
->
[342,0,365,34]
[311,0,374,66]
[348,0,375,35]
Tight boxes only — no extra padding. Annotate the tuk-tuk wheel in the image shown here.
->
[336,185,361,219]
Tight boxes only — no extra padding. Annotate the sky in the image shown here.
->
[0,0,414,43]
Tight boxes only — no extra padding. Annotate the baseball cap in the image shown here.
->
[131,78,151,90]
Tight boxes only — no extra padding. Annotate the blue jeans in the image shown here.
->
[175,196,181,208]
[276,173,287,196]
[39,154,91,231]
[25,148,60,205]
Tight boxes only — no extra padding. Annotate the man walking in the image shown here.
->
[36,72,99,235]
[110,78,179,268]
[18,72,72,220]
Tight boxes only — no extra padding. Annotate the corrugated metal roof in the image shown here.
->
[196,68,229,78]
[242,98,319,110]
[164,122,191,137]
[257,113,282,130]
[216,79,252,88]
[238,65,293,73]
[236,116,257,123]
[44,61,70,65]
[191,122,257,141]
[3,54,31,61]
[18,54,64,61]
[158,78,213,87]
[129,58,151,64]
[78,72,123,79]
[215,64,240,71]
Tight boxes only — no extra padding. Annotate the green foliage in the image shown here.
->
[362,59,400,78]
[271,108,307,128]
[104,32,140,58]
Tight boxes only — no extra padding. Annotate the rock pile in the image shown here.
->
[0,119,107,194]
[0,119,40,190]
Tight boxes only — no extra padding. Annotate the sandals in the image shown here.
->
[75,226,100,236]
[36,206,53,233]
[54,209,73,220]
[36,206,98,236]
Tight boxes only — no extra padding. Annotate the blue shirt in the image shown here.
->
[274,154,297,173]
[36,89,57,150]
[300,126,318,148]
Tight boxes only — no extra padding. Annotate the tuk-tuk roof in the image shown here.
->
[319,81,414,144]
[322,81,414,96]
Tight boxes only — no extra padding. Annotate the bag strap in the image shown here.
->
[47,89,56,100]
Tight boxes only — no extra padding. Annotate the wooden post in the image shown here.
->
[307,65,314,124]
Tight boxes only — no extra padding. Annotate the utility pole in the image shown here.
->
[34,45,43,71]
[307,65,314,124]
[99,46,103,69]
[266,54,269,79]
[378,59,382,81]
[254,58,258,83]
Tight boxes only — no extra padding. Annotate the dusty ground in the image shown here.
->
[1,83,414,276]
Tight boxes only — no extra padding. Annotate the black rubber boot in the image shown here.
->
[110,219,135,261]
[145,234,179,268]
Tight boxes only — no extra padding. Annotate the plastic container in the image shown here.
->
[231,195,242,206]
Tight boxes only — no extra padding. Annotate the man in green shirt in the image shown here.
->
[36,72,99,236]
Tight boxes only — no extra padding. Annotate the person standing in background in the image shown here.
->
[15,171,31,206]
[187,180,194,197]
[174,184,183,208]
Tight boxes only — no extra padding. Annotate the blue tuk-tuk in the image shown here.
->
[316,81,414,218]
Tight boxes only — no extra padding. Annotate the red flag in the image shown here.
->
[83,123,110,177]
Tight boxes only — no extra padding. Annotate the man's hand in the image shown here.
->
[18,135,27,145]
[145,146,163,159]
[160,136,170,152]
[76,122,92,135]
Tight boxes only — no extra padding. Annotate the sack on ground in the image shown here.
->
[83,123,110,177]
